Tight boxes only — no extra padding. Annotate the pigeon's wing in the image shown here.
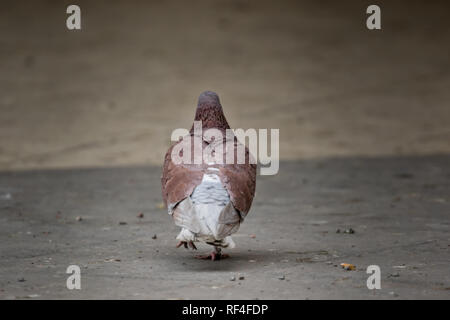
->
[161,136,204,211]
[217,136,257,217]
[162,134,256,216]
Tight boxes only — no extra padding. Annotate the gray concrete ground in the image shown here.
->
[1,156,449,299]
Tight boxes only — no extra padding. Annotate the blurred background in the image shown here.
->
[1,0,449,171]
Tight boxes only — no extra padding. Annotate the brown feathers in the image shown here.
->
[161,91,256,216]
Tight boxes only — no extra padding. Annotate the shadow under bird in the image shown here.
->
[161,91,256,260]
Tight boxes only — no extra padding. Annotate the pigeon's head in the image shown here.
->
[198,91,221,106]
[192,91,230,131]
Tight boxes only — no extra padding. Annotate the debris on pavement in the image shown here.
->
[336,228,355,234]
[388,273,400,278]
[340,263,356,271]
[157,202,165,209]
[152,234,157,239]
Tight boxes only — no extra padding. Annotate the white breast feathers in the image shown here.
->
[190,173,230,206]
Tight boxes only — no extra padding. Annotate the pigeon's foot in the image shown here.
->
[176,241,197,250]
[195,252,229,261]
[194,246,228,261]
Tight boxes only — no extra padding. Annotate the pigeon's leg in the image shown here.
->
[195,246,229,261]
[176,241,197,250]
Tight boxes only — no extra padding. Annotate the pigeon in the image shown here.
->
[161,91,256,260]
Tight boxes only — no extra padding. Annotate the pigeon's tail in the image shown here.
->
[171,173,241,244]
[176,228,196,242]
[176,228,236,249]
[172,199,240,244]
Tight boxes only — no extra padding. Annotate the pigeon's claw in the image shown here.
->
[188,241,197,250]
[195,252,229,261]
[176,241,187,249]
[176,241,197,250]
